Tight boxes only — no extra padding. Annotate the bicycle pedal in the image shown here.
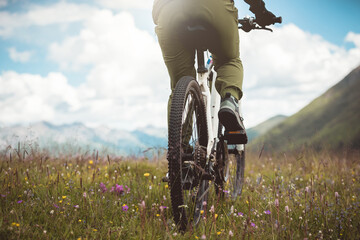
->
[224,130,248,144]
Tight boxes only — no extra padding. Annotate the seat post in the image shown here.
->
[197,49,208,74]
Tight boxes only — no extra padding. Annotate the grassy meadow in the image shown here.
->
[0,147,359,239]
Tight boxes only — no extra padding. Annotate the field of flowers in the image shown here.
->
[0,148,359,239]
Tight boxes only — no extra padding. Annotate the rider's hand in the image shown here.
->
[255,9,276,27]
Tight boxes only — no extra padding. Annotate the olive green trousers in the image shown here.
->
[153,0,244,99]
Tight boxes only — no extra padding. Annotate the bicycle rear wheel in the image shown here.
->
[215,125,245,200]
[168,76,209,232]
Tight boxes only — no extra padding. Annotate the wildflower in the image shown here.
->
[83,192,87,198]
[62,196,67,199]
[17,200,23,204]
[201,234,206,239]
[144,173,150,177]
[50,210,54,214]
[250,222,256,228]
[209,205,215,213]
[217,232,221,235]
[122,204,129,211]
[74,205,79,209]
[200,210,204,215]
[285,206,290,213]
[43,230,47,234]
[335,192,340,198]
[215,214,218,219]
[202,201,207,206]
[274,199,279,207]
[139,200,146,209]
[89,160,94,165]
[93,229,97,232]
[264,210,271,215]
[160,206,167,212]
[305,186,310,193]
[229,230,234,237]
[53,204,59,208]
[115,184,124,195]
[238,212,244,216]
[100,182,107,193]
[230,205,234,214]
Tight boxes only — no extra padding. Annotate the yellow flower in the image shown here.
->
[215,214,218,219]
[11,222,17,226]
[62,196,67,199]
[144,173,150,177]
[59,200,62,203]
[89,160,94,165]
[165,184,169,189]
[200,210,204,215]
[93,229,97,232]
[78,219,82,222]
[217,231,221,235]
[16,223,20,227]
[156,214,160,217]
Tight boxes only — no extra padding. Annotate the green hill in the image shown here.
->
[247,115,287,142]
[249,65,360,152]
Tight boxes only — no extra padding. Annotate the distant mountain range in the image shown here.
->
[0,122,167,156]
[249,65,360,152]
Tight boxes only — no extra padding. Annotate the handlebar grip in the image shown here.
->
[273,16,282,24]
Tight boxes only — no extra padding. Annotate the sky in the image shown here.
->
[0,0,359,130]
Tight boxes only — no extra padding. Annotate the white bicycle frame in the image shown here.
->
[195,52,244,160]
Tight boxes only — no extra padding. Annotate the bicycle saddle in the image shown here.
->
[183,21,215,51]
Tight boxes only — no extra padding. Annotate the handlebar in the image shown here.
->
[238,16,282,32]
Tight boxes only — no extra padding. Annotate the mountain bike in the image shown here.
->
[166,16,282,231]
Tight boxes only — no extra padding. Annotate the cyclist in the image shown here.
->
[153,0,276,133]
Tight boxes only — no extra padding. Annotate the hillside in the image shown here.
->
[249,65,360,152]
[247,115,287,142]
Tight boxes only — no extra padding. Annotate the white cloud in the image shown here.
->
[240,24,360,127]
[8,47,32,62]
[0,2,97,37]
[0,71,80,123]
[0,0,7,8]
[95,0,152,10]
[0,10,169,130]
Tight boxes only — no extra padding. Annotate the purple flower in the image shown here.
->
[115,184,124,195]
[238,212,244,216]
[100,182,107,193]
[250,222,256,228]
[17,200,23,204]
[264,210,271,215]
[122,204,129,211]
[54,204,59,208]
[1,194,6,198]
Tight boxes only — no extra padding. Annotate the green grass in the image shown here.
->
[0,149,359,239]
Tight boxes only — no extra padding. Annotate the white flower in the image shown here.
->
[229,230,234,237]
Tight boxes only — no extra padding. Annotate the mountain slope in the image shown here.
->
[247,115,287,142]
[249,65,360,152]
